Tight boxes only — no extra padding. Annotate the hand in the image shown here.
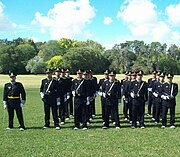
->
[64,94,67,102]
[161,95,167,100]
[98,91,103,96]
[3,101,7,110]
[72,91,75,97]
[20,100,25,107]
[153,92,158,98]
[130,92,135,98]
[86,97,90,105]
[57,98,60,106]
[118,99,121,106]
[40,92,44,99]
[102,92,106,98]
[165,96,170,100]
[67,92,71,100]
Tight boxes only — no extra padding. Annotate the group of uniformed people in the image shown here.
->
[2,69,178,131]
[122,70,178,129]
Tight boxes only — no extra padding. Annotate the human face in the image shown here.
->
[77,73,82,79]
[55,71,61,77]
[104,74,109,79]
[109,75,115,81]
[167,77,173,83]
[46,72,52,79]
[159,76,164,82]
[66,72,70,77]
[137,75,143,80]
[10,76,16,82]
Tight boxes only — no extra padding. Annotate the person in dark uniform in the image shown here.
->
[161,73,178,129]
[82,70,92,124]
[40,69,60,130]
[151,71,161,121]
[152,72,165,124]
[88,69,98,118]
[71,69,90,130]
[129,71,137,123]
[65,69,73,117]
[122,71,129,121]
[130,70,148,129]
[102,71,121,129]
[60,68,69,123]
[3,72,26,131]
[98,70,109,123]
[147,71,157,116]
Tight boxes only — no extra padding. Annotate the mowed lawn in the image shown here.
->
[0,74,180,157]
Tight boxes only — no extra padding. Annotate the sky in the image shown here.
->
[0,0,180,48]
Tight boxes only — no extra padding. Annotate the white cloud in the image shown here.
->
[172,31,180,41]
[32,0,95,39]
[104,17,113,25]
[29,36,39,42]
[166,3,180,27]
[0,2,16,31]
[117,0,158,37]
[116,0,180,44]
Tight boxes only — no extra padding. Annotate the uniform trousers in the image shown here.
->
[7,99,25,129]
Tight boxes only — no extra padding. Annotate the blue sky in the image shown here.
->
[0,0,180,48]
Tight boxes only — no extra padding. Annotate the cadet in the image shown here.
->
[122,71,129,121]
[151,71,161,121]
[161,74,178,129]
[152,73,165,124]
[88,69,98,118]
[102,71,121,129]
[3,72,26,131]
[147,71,157,116]
[55,68,68,125]
[71,69,90,130]
[40,69,60,130]
[130,70,148,129]
[65,69,73,117]
[98,70,109,123]
[122,71,133,123]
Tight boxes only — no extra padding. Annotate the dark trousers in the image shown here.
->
[74,97,87,128]
[64,101,69,118]
[148,93,153,115]
[162,102,175,126]
[132,99,145,127]
[7,99,25,129]
[154,101,162,123]
[123,99,129,118]
[128,99,133,121]
[104,98,120,127]
[101,97,106,122]
[91,99,96,116]
[43,98,59,127]
[67,96,73,115]
[58,98,65,122]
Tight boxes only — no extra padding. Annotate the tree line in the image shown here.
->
[0,37,180,74]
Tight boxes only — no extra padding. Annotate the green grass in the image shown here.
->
[0,74,180,157]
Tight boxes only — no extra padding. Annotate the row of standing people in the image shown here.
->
[122,71,178,129]
[2,69,178,130]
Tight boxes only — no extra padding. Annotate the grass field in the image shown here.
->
[0,74,180,157]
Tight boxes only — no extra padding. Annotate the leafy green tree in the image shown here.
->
[26,56,45,74]
[46,55,63,70]
[63,47,109,74]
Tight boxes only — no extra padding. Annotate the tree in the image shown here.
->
[26,56,45,74]
[38,40,62,61]
[63,47,110,74]
[46,55,63,70]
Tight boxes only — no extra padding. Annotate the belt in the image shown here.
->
[8,96,20,99]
